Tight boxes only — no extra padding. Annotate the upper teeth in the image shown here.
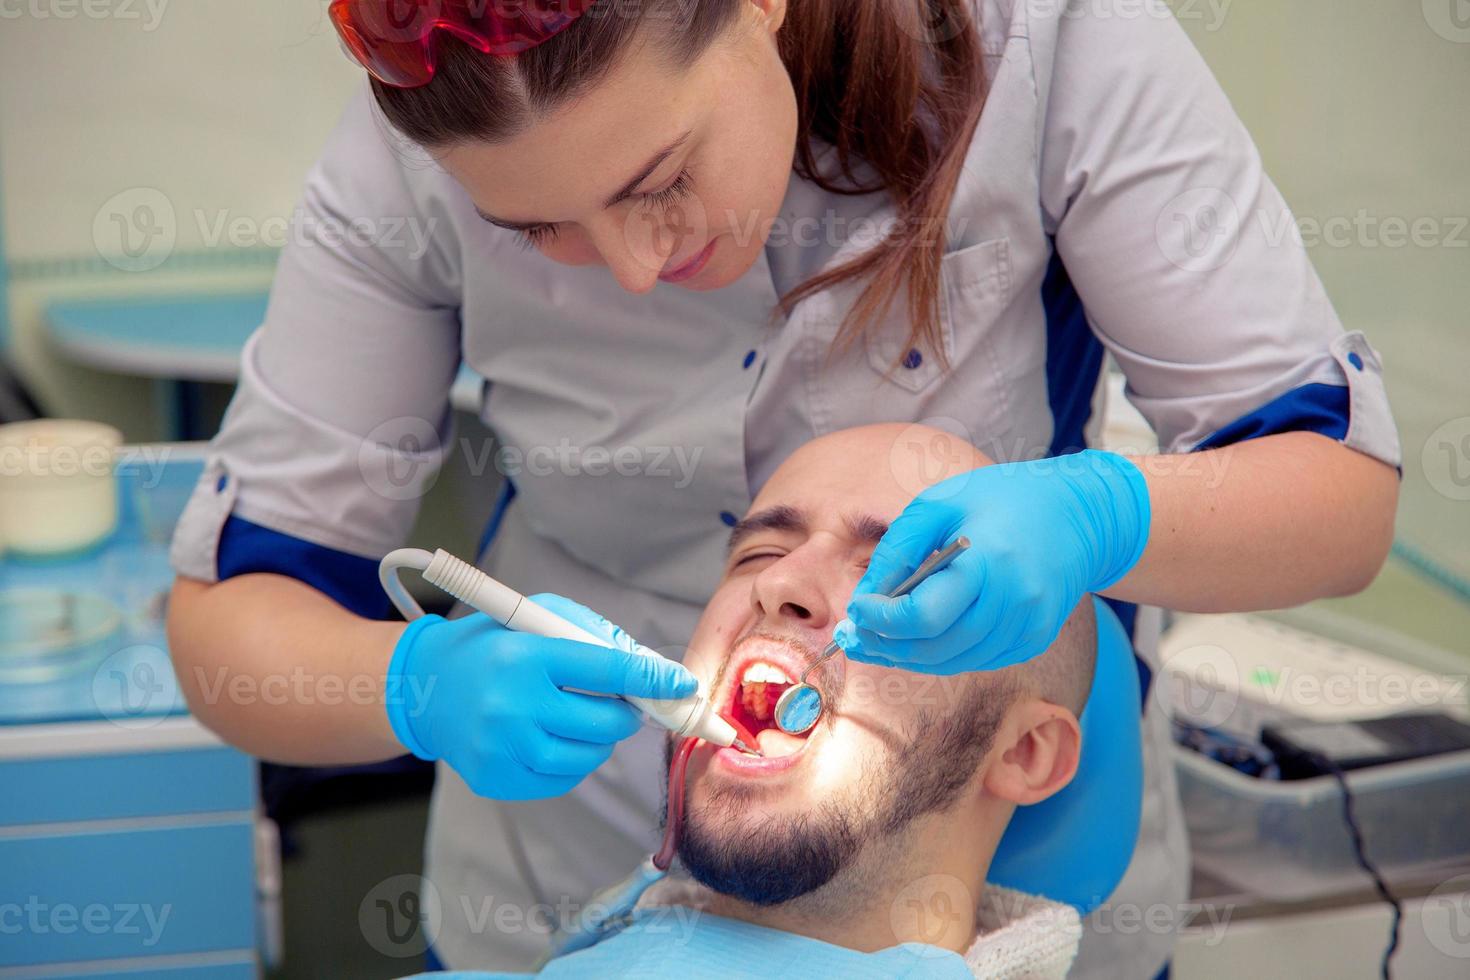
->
[741,662,792,685]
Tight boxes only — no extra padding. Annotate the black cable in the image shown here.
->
[1174,722,1405,976]
[1321,758,1401,979]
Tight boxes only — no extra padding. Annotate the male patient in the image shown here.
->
[425,423,1097,977]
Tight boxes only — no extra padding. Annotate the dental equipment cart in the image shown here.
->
[0,447,259,978]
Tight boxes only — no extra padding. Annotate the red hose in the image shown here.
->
[654,736,698,871]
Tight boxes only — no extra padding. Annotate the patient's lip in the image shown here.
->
[713,740,807,775]
[704,633,831,779]
[754,727,808,757]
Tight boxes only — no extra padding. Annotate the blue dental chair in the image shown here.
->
[988,594,1144,914]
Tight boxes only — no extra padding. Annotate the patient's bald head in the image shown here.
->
[673,423,1096,917]
[740,423,1095,713]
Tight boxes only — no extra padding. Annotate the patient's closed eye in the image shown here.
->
[734,551,784,567]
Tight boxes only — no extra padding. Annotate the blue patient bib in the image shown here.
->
[422,909,972,979]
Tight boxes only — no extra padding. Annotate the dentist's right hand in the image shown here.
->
[382,595,697,801]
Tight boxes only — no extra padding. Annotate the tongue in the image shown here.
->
[756,727,808,758]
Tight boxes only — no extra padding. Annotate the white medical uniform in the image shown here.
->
[170,1,1400,975]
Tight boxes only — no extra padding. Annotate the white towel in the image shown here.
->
[964,883,1082,979]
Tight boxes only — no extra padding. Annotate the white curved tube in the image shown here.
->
[379,548,435,621]
[378,548,737,748]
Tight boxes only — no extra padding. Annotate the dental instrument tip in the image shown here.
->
[732,737,763,757]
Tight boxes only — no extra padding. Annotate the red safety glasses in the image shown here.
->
[328,0,598,88]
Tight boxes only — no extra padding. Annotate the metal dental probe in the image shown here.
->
[773,536,972,735]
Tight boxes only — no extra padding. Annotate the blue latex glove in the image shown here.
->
[836,449,1151,674]
[384,593,697,800]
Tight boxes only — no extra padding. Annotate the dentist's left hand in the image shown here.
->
[383,594,697,800]
[835,450,1151,675]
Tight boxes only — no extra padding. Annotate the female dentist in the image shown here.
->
[167,0,1400,975]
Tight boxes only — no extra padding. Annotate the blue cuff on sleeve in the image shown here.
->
[1194,383,1349,451]
[216,515,392,619]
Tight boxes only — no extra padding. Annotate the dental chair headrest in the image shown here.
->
[986,596,1143,916]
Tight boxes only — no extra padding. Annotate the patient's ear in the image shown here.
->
[982,701,1081,806]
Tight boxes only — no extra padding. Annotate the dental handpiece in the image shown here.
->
[378,548,756,754]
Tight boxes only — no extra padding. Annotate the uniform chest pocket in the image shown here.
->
[865,236,1013,394]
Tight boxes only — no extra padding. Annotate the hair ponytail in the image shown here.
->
[776,0,986,366]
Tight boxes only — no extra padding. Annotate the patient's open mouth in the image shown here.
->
[728,660,814,761]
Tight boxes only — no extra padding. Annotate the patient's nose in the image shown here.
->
[751,548,834,631]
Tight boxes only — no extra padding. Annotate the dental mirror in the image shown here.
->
[773,537,971,736]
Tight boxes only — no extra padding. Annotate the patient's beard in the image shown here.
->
[679,790,865,906]
[673,676,1017,907]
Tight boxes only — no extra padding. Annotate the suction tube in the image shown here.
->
[378,548,740,748]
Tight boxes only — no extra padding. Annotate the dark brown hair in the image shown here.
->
[373,0,986,364]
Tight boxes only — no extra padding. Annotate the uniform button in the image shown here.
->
[1347,351,1364,371]
[742,350,757,369]
[216,474,228,492]
[902,348,923,369]
[719,511,738,527]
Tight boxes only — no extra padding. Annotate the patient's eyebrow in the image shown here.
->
[726,504,806,555]
[725,505,888,555]
[845,512,889,545]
